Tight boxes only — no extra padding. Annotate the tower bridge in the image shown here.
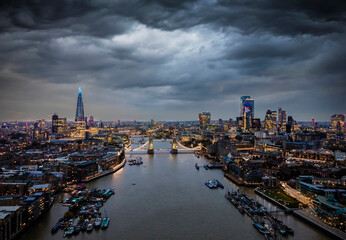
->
[126,138,201,154]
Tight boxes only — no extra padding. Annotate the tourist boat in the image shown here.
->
[136,156,143,165]
[94,217,102,228]
[51,222,60,233]
[205,180,217,189]
[252,221,268,234]
[87,223,93,232]
[213,179,224,188]
[101,217,110,229]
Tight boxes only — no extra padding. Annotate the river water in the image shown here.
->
[18,138,331,240]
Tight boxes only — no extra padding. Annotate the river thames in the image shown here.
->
[18,139,331,240]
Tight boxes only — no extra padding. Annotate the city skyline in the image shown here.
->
[0,1,346,121]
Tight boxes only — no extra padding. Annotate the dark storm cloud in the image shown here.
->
[0,0,345,121]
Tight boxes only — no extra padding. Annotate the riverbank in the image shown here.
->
[224,172,245,186]
[82,158,126,183]
[224,172,261,187]
[255,188,346,240]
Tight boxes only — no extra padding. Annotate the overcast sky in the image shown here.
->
[0,0,345,122]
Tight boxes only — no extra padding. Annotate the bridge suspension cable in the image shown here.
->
[131,141,149,151]
[176,141,201,151]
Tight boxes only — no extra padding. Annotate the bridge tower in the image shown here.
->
[147,136,154,154]
[171,138,178,154]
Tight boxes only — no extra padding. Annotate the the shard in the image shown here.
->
[75,88,84,122]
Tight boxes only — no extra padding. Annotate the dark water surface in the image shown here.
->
[19,139,331,240]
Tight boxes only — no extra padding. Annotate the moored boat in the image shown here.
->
[101,217,110,229]
[264,233,275,240]
[51,222,60,233]
[87,223,93,232]
[205,180,217,189]
[252,221,269,234]
[64,226,74,236]
[94,217,102,228]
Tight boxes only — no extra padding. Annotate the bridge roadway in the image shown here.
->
[126,139,200,154]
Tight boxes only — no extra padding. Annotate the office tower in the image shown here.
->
[52,114,67,135]
[278,107,287,132]
[236,117,244,128]
[72,88,86,138]
[75,88,85,124]
[252,118,261,131]
[263,109,276,130]
[312,117,315,127]
[331,114,345,128]
[229,118,233,126]
[88,116,94,126]
[199,112,211,130]
[287,116,294,133]
[240,96,254,130]
[33,122,41,140]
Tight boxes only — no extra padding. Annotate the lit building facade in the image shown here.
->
[199,112,211,130]
[263,109,277,130]
[52,114,67,136]
[331,114,345,128]
[240,96,254,130]
[73,88,86,138]
[278,107,287,132]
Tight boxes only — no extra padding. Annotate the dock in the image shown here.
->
[82,158,126,183]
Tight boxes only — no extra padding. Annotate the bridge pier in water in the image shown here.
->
[170,138,178,154]
[147,137,154,154]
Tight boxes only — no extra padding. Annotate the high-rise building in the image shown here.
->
[52,114,67,135]
[229,118,234,126]
[252,118,261,131]
[75,88,85,124]
[199,112,211,130]
[277,107,287,132]
[72,88,86,138]
[263,109,277,130]
[236,116,244,128]
[88,116,94,126]
[240,96,254,130]
[331,114,345,128]
[287,116,295,133]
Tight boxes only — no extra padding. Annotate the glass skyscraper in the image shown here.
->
[240,96,254,130]
[75,88,85,122]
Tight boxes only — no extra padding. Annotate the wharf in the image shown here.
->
[224,172,245,186]
[224,172,261,187]
[255,188,346,240]
[82,158,126,183]
[206,164,223,169]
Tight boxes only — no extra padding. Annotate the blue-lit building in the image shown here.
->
[240,96,254,130]
[75,88,85,123]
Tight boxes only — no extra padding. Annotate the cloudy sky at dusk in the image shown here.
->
[0,0,345,122]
